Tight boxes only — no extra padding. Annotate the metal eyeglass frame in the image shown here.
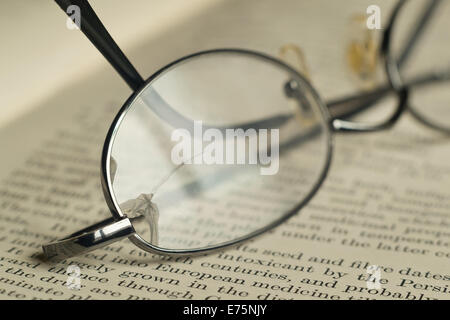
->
[43,0,414,260]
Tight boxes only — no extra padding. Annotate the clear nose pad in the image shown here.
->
[346,13,381,90]
[284,79,313,114]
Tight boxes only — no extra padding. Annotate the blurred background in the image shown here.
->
[1,0,397,127]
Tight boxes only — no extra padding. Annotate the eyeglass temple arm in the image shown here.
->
[54,0,144,91]
[397,0,440,69]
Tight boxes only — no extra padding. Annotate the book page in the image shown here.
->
[1,0,450,300]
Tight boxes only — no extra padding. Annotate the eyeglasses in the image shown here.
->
[43,0,448,260]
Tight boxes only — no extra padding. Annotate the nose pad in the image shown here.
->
[284,79,312,114]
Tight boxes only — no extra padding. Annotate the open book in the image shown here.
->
[1,0,450,300]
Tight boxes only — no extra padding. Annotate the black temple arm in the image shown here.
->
[55,0,144,90]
